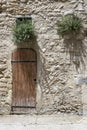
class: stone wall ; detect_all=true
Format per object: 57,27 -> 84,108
0,0 -> 87,114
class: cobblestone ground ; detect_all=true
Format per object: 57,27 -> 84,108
0,114 -> 87,130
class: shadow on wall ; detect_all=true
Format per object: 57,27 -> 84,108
63,35 -> 87,70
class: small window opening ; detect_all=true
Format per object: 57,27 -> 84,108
16,15 -> 32,26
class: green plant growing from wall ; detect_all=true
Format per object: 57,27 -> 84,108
13,18 -> 36,44
57,14 -> 83,37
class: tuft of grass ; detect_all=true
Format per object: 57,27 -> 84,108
57,14 -> 82,36
13,19 -> 36,44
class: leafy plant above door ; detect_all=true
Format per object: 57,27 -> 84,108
13,18 -> 36,44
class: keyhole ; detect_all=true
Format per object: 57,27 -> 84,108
34,79 -> 36,82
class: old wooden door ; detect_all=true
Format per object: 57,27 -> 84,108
11,48 -> 37,113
